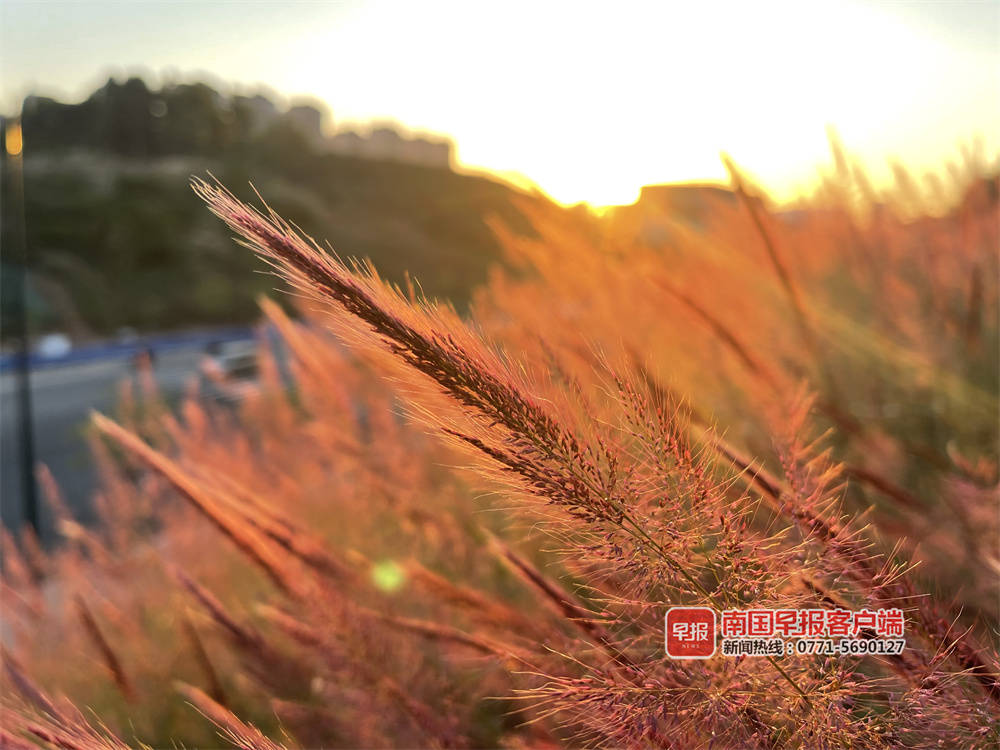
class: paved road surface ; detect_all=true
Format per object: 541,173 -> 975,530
1,346 -> 216,537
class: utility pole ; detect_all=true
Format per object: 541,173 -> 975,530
1,114 -> 40,534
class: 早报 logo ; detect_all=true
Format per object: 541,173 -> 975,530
665,607 -> 717,659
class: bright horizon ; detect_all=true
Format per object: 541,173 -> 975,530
2,0 -> 998,206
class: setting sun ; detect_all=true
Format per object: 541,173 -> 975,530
262,0 -> 999,204
4,0 -> 997,205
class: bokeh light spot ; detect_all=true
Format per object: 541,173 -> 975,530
372,560 -> 406,593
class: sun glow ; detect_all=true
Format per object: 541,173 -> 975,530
280,1 -> 998,206
3,1 -> 997,206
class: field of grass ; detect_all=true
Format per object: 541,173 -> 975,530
2,150 -> 998,748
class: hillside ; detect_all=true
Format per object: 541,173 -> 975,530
4,78 -> 559,340
15,151 -> 549,338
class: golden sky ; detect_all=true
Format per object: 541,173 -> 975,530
3,0 -> 998,206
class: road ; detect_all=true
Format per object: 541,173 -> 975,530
1,345 -> 222,537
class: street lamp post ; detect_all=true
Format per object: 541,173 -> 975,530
2,114 -> 40,534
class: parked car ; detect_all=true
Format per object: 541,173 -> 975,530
200,339 -> 259,405
35,332 -> 72,359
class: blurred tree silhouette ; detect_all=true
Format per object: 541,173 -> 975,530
6,78 -> 546,341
